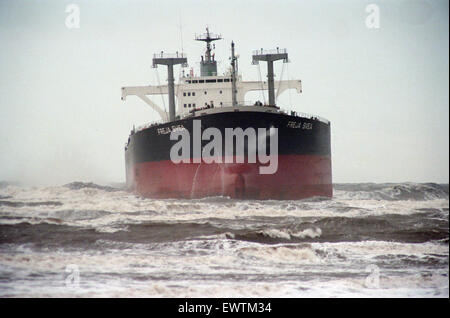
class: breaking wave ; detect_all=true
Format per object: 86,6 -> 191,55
334,183 -> 449,201
0,181 -> 448,297
63,181 -> 125,192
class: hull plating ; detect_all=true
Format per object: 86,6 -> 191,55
125,111 -> 332,200
127,154 -> 332,200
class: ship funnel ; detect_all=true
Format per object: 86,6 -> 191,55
152,52 -> 188,122
252,48 -> 288,106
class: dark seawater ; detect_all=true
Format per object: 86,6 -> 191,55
0,182 -> 448,297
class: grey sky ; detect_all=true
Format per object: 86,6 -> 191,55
0,0 -> 448,185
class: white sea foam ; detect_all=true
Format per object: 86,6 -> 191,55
240,245 -> 321,264
1,239 -> 447,297
292,228 -> 322,238
2,184 -> 447,230
0,183 -> 448,297
259,228 -> 322,240
260,229 -> 292,240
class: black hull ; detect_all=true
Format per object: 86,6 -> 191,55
124,110 -> 332,200
126,111 -> 331,164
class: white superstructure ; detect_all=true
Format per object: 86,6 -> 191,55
121,28 -> 302,123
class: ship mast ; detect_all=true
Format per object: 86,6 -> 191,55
195,27 -> 222,76
152,52 -> 187,122
231,41 -> 238,107
252,48 -> 288,106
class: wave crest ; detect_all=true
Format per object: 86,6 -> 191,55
335,183 -> 448,201
63,182 -> 124,192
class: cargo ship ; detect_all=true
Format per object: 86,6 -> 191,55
121,28 -> 332,200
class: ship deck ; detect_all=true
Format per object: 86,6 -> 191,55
135,105 -> 330,133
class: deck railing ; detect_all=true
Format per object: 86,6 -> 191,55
133,104 -> 330,134
252,48 -> 287,56
152,52 -> 187,59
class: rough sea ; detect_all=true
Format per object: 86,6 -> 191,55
0,182 -> 448,298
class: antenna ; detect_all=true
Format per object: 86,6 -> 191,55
231,41 -> 237,107
195,27 -> 222,76
178,11 -> 184,54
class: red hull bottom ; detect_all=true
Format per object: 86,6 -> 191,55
128,155 -> 332,200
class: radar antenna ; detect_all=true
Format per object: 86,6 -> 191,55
195,27 -> 222,76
